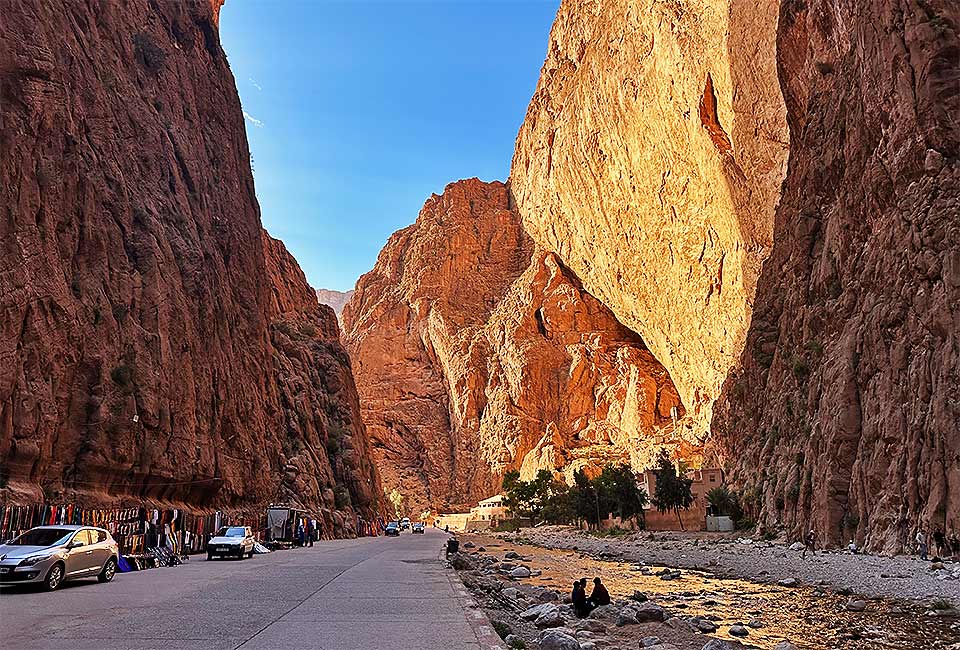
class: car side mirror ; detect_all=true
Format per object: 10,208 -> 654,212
67,541 -> 82,549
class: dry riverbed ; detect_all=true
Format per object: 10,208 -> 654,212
451,527 -> 960,650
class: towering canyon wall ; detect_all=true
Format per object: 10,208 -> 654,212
510,0 -> 789,431
508,0 -> 958,549
343,180 -> 684,514
0,0 -> 381,532
712,0 -> 960,551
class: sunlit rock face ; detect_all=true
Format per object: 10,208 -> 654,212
0,0 -> 382,532
316,289 -> 354,322
343,179 -> 683,514
712,0 -> 960,551
510,0 -> 789,431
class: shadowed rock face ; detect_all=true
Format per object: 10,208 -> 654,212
712,0 -> 960,551
0,0 -> 381,531
343,179 -> 684,514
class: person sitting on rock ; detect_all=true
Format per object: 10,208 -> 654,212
571,580 -> 591,617
588,577 -> 610,607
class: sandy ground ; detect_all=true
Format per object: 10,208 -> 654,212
520,526 -> 960,604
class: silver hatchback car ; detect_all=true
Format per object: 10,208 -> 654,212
0,525 -> 120,590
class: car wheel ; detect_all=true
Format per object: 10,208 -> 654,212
207,553 -> 215,561
98,558 -> 117,583
237,548 -> 245,560
44,563 -> 64,591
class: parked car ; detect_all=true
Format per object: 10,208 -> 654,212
0,525 -> 119,591
384,522 -> 400,537
207,526 -> 256,560
400,517 -> 411,530
411,522 -> 425,534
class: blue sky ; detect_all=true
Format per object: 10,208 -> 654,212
219,0 -> 560,292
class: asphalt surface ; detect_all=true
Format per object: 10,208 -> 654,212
0,528 -> 490,650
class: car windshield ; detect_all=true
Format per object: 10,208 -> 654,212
10,528 -> 74,547
387,522 -> 398,527
217,527 -> 247,537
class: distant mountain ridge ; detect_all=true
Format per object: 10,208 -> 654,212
316,289 -> 354,320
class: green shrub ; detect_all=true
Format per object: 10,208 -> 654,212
492,520 -> 521,533
492,621 -> 511,640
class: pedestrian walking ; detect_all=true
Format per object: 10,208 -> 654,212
307,519 -> 314,547
297,521 -> 306,547
802,529 -> 816,558
916,528 -> 928,561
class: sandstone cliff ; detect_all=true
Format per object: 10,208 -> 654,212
343,179 -> 685,514
0,0 -> 381,532
510,0 -> 789,431
316,289 -> 354,322
507,0 -> 958,550
711,0 -> 960,551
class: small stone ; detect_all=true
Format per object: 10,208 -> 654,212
538,630 -> 580,650
845,599 -> 867,612
702,640 -> 734,650
634,602 -> 666,622
629,590 -> 649,603
463,541 -> 476,549
521,603 -> 557,621
502,587 -> 521,600
510,566 -> 532,578
729,624 -> 749,637
789,542 -> 804,551
774,642 -> 799,650
641,637 -> 662,647
535,605 -> 566,628
616,607 -> 638,626
505,550 -> 522,559
747,618 -> 763,628
697,619 -> 718,633
777,578 -> 798,587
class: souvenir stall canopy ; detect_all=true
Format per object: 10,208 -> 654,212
0,502 -> 266,560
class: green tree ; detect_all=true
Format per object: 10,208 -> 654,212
705,485 -> 740,518
651,448 -> 694,529
595,464 -> 649,527
573,468 -> 601,528
502,469 -> 571,524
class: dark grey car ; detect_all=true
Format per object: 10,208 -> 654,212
0,525 -> 120,591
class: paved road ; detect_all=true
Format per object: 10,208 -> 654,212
0,528 -> 491,650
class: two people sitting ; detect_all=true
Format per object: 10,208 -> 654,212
571,577 -> 610,617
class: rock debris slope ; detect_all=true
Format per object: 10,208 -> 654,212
343,179 -> 684,514
0,0 -> 381,531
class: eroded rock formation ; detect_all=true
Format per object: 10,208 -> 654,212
510,0 -> 789,430
316,289 -> 354,322
343,179 -> 684,514
508,0 -> 958,550
712,0 -> 960,551
0,0 -> 381,533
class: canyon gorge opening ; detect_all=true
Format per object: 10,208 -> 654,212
1,0 -> 957,555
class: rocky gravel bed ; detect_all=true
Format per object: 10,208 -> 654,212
519,527 -> 960,605
450,532 -> 960,650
